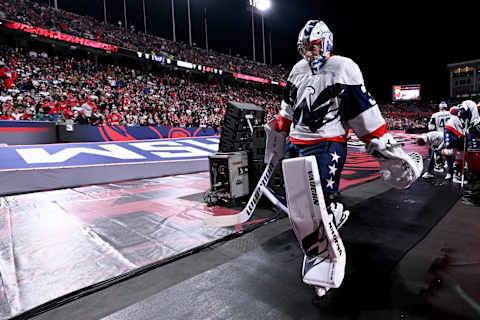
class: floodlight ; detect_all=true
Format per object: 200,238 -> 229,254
249,0 -> 271,11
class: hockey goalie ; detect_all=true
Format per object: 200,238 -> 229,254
205,19 -> 422,297
271,19 -> 423,296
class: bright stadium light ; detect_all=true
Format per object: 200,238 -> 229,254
249,0 -> 271,64
249,0 -> 271,11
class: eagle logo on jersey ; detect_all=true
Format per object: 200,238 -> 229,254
293,83 -> 343,133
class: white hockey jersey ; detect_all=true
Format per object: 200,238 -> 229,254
444,115 -> 465,149
460,100 -> 480,126
279,56 -> 386,144
445,115 -> 464,137
428,111 -> 450,133
421,131 -> 443,150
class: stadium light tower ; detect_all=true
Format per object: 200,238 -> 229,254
171,0 -> 176,42
187,0 -> 192,46
249,0 -> 271,64
103,0 -> 107,23
123,0 -> 128,34
143,0 -> 147,34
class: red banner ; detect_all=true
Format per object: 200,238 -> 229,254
4,21 -> 118,52
233,73 -> 270,84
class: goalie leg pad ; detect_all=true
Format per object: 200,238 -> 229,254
282,156 -> 346,288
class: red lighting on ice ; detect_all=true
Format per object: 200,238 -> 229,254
4,21 -> 118,52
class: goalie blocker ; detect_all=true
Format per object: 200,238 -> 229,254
283,156 -> 346,289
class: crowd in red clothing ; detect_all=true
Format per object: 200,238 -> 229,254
1,44 -> 445,131
0,0 -> 449,131
0,0 -> 288,83
0,46 -> 280,127
382,103 -> 436,130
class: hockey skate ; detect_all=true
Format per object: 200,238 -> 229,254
422,172 -> 435,179
453,174 -> 468,185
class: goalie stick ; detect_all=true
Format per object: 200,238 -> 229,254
203,123 -> 286,227
203,152 -> 282,227
461,119 -> 469,188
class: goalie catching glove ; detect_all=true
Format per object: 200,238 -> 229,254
366,133 -> 423,189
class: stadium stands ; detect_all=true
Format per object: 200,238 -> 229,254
0,0 -> 454,131
0,0 -> 288,82
0,45 -> 280,127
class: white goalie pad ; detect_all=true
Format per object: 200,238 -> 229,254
282,156 -> 346,288
368,134 -> 423,189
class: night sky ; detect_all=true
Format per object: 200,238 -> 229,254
52,0 -> 476,103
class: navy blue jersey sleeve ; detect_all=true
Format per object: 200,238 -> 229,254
341,84 -> 378,121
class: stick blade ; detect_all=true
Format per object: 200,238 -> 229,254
203,211 -> 249,228
203,213 -> 240,227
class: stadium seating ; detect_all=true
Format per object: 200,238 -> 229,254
0,0 -> 288,82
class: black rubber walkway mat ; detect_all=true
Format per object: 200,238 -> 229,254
100,181 -> 463,320
325,180 -> 462,309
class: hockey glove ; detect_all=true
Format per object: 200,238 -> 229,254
367,133 -> 423,189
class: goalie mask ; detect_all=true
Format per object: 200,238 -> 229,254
297,20 -> 333,74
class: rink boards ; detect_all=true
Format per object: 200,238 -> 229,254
0,137 -> 220,195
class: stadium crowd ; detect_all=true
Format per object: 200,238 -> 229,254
1,44 -> 450,130
0,0 -> 288,82
0,0 -> 454,131
382,103 -> 436,130
0,46 -> 280,128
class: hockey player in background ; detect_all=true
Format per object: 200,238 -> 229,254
416,131 -> 444,178
429,101 -> 451,133
427,101 -> 450,172
443,100 -> 480,183
272,20 -> 422,297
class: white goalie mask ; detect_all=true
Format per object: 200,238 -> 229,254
297,20 -> 333,74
